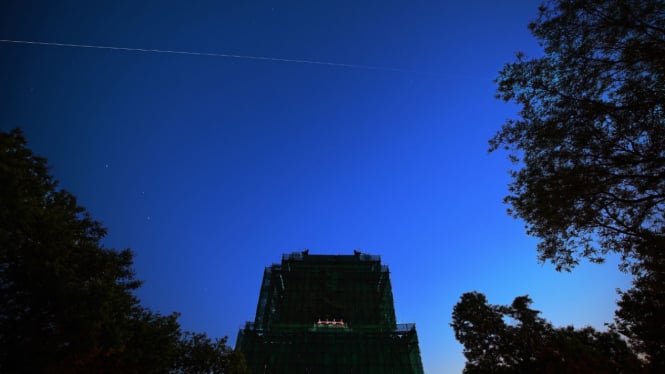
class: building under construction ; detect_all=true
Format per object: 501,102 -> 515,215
236,250 -> 424,373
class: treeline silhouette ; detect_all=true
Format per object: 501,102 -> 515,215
451,0 -> 665,372
452,292 -> 643,373
0,128 -> 249,373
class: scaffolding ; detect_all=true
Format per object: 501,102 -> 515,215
237,251 -> 424,374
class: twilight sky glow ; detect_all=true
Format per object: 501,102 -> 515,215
1,1 -> 632,372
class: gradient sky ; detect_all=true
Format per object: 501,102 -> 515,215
1,1 -> 632,372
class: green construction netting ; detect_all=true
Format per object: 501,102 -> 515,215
237,251 -> 424,374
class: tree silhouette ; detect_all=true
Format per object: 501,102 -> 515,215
490,1 -> 665,369
451,292 -> 643,373
614,251 -> 665,371
490,0 -> 665,274
0,128 -> 247,373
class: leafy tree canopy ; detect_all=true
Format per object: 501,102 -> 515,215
173,333 -> 248,374
451,292 -> 643,373
0,128 -> 247,373
490,0 -> 665,273
614,251 -> 665,371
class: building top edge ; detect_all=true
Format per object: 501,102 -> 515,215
281,250 -> 381,263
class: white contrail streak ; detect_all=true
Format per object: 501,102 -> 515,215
0,39 -> 438,76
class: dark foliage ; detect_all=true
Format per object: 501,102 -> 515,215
490,1 -> 665,369
451,292 -> 643,373
614,251 -> 665,372
0,128 -> 247,373
490,0 -> 665,273
174,333 -> 248,374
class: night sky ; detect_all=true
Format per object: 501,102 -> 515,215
1,1 -> 632,372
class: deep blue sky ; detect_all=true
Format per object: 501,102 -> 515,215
1,1 -> 631,372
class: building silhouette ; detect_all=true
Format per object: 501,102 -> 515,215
236,250 -> 424,373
